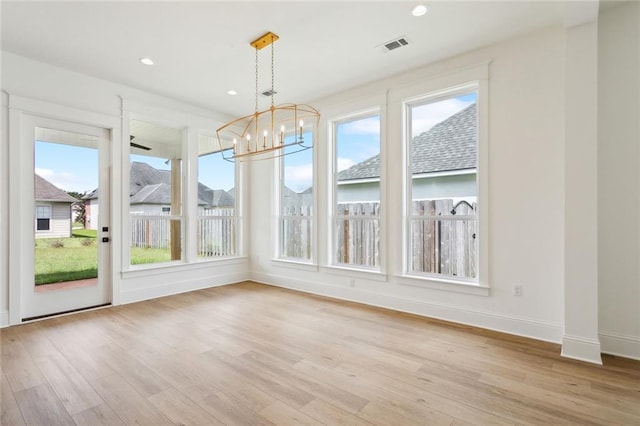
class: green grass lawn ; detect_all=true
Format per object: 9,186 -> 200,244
35,237 -> 98,284
72,229 -> 97,238
36,234 -> 173,285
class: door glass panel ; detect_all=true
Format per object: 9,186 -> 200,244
34,128 -> 99,292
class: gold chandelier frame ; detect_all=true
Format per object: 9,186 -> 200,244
216,31 -> 320,161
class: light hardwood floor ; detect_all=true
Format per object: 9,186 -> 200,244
2,281 -> 639,425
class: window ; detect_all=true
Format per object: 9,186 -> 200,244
406,87 -> 478,282
36,205 -> 51,231
279,132 -> 313,261
333,113 -> 381,269
197,144 -> 236,259
129,119 -> 184,266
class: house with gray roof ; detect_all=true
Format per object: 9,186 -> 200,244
84,162 -> 234,229
34,174 -> 78,238
337,103 -> 477,203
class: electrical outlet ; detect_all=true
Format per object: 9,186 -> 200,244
513,284 -> 523,297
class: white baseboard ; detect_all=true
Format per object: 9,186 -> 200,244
0,310 -> 8,328
561,334 -> 603,364
120,272 -> 250,305
600,331 -> 640,361
252,271 -> 563,344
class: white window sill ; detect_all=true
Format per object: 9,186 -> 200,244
122,256 -> 248,279
396,274 -> 489,296
271,258 -> 319,272
322,265 -> 388,282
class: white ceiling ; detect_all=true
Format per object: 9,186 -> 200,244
2,1 -> 569,118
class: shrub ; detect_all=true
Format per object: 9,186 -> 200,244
80,238 -> 94,247
47,239 -> 64,248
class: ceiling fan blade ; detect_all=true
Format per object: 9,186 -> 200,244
129,135 -> 152,151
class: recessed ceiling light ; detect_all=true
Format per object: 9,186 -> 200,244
139,57 -> 154,66
227,90 -> 237,96
412,4 -> 428,17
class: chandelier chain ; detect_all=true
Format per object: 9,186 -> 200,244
255,46 -> 259,113
271,34 -> 275,108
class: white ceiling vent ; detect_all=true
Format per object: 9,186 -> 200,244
379,36 -> 409,53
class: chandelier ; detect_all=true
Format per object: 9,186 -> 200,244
217,31 -> 320,161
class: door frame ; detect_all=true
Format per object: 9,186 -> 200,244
8,94 -> 122,325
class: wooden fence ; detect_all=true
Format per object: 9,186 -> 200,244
410,199 -> 477,279
130,209 -> 236,257
280,205 -> 312,260
130,213 -> 172,249
335,202 -> 380,267
198,208 -> 236,257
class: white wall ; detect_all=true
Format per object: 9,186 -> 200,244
1,52 -> 248,325
251,26 -> 567,343
598,2 -> 640,360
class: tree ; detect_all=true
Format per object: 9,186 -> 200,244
67,191 -> 87,227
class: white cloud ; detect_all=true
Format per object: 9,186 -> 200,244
411,98 -> 474,136
341,116 -> 380,135
284,163 -> 313,192
337,157 -> 355,172
35,168 -> 96,193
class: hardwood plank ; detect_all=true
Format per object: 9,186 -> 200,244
147,387 -> 224,425
0,282 -> 638,426
198,390 -> 275,425
260,400 -> 323,426
72,403 -> 125,426
301,398 -> 373,426
89,374 -> 173,425
1,372 -> 25,426
14,383 -> 74,426
33,352 -> 103,415
91,343 -> 172,397
1,327 -> 46,392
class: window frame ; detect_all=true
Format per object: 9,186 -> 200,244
399,73 -> 489,290
35,204 -> 52,231
196,145 -> 239,261
276,132 -> 315,264
330,109 -> 383,272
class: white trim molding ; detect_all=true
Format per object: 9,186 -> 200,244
254,272 -> 563,344
599,331 -> 640,361
0,310 -> 9,328
119,272 -> 249,305
561,334 -> 603,364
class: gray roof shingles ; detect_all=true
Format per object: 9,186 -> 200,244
86,162 -> 234,207
34,174 -> 77,203
338,103 -> 477,181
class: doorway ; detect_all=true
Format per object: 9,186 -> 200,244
23,116 -> 111,320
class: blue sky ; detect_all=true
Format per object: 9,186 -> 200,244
36,93 -> 475,195
283,93 -> 476,192
35,143 -> 236,193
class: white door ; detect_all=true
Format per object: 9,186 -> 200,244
23,115 -> 111,320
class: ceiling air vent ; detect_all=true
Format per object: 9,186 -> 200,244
381,36 -> 409,52
261,89 -> 277,97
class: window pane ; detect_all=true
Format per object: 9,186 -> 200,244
129,120 -> 183,265
408,92 -> 478,280
334,115 -> 380,268
198,147 -> 236,258
280,132 -> 313,260
37,218 -> 50,231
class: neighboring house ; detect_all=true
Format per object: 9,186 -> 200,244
337,103 -> 477,203
83,162 -> 234,229
34,174 -> 77,238
282,186 -> 312,209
